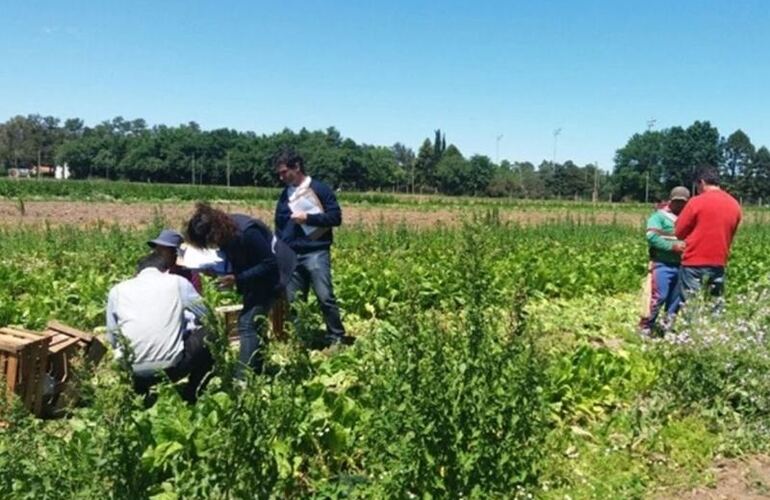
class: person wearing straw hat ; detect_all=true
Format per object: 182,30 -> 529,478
639,186 -> 690,336
148,229 -> 202,293
106,252 -> 213,403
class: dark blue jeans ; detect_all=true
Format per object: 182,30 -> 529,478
287,249 -> 346,340
640,262 -> 681,331
679,266 -> 725,313
237,300 -> 271,375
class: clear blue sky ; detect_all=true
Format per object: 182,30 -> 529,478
1,1 -> 768,169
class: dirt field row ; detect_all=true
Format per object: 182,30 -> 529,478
660,455 -> 770,499
0,200 -> 648,229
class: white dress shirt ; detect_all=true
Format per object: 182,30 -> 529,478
106,267 -> 207,375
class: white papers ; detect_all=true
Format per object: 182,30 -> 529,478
177,244 -> 230,274
289,182 -> 327,237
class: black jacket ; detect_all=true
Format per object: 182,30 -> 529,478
275,178 -> 341,254
221,214 -> 280,306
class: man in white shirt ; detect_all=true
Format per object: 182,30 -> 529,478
106,252 -> 212,402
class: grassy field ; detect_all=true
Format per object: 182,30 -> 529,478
1,187 -> 770,497
0,177 -> 648,209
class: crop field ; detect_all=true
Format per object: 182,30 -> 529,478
2,181 -> 770,498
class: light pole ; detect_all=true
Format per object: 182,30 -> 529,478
552,128 -> 562,166
496,134 -> 503,163
647,118 -> 657,131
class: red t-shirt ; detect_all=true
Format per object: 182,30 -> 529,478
675,189 -> 742,267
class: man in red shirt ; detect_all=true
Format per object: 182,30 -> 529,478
675,167 -> 742,305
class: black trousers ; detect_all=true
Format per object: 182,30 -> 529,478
133,328 -> 214,403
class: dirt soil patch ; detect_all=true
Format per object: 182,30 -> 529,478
0,200 -> 648,229
657,455 -> 770,499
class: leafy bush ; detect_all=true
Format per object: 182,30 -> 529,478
357,229 -> 549,496
654,286 -> 770,420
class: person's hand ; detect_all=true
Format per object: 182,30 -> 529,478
290,211 -> 308,224
672,242 -> 686,254
216,274 -> 236,290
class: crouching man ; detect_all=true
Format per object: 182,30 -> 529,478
106,252 -> 213,403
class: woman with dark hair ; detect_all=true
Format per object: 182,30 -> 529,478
186,202 -> 284,374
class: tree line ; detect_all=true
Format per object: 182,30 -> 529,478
613,121 -> 770,203
0,114 -> 766,201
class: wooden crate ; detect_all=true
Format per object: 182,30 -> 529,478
41,321 -> 106,415
215,297 -> 288,342
0,327 -> 51,417
215,304 -> 243,341
45,321 -> 106,366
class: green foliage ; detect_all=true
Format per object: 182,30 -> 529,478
653,285 -> 770,420
358,229 -> 548,496
2,212 -> 770,496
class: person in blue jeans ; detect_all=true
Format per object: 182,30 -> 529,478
186,203 -> 282,375
274,151 -> 352,347
674,167 -> 742,315
639,186 -> 690,336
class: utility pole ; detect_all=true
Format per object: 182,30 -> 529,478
495,134 -> 503,163
552,128 -> 562,166
592,162 -> 599,204
646,118 -> 657,131
37,149 -> 41,181
191,154 -> 195,185
552,128 -> 562,199
645,171 -> 650,203
226,152 -> 231,187
411,162 -> 415,194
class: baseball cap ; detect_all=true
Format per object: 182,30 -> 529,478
669,186 -> 690,202
147,229 -> 184,248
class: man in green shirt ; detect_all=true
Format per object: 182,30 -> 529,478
639,186 -> 690,336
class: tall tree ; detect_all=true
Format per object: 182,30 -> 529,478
414,138 -> 437,192
435,145 -> 470,195
467,155 -> 495,195
721,130 -> 755,197
751,147 -> 770,203
613,130 -> 665,201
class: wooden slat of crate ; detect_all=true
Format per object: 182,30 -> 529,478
85,336 -> 107,365
0,327 -> 41,341
0,328 -> 42,352
216,304 -> 243,340
19,338 -> 49,416
43,322 -> 105,365
0,337 -> 25,353
4,356 -> 18,400
49,336 -> 81,355
46,321 -> 94,343
1,330 -> 50,417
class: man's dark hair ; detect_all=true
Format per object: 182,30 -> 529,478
136,252 -> 169,273
695,166 -> 720,186
273,150 -> 305,173
186,201 -> 238,248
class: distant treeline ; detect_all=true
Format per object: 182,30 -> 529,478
0,115 -> 767,201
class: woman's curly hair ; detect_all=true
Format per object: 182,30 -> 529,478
185,202 -> 238,248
